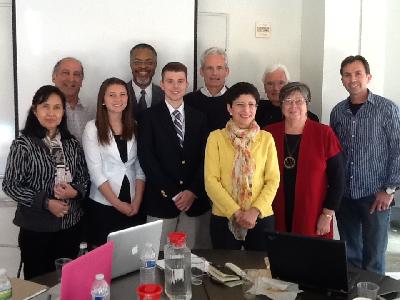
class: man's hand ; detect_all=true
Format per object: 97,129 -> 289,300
370,191 -> 394,213
174,190 -> 196,212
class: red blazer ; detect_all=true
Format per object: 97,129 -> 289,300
266,120 -> 341,239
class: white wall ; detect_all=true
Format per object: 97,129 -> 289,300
0,1 -> 14,174
383,0 -> 400,104
300,0 -> 325,118
320,0 -> 361,123
198,0 -> 303,97
360,0 -> 387,95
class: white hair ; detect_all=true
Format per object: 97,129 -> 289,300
261,63 -> 290,83
200,47 -> 228,68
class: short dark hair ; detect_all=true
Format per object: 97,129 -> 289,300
129,43 -> 157,63
225,82 -> 260,106
279,82 -> 311,103
95,77 -> 135,145
161,62 -> 187,80
340,55 -> 370,76
22,85 -> 72,139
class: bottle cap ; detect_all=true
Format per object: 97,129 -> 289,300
168,232 -> 186,247
95,273 -> 104,280
80,242 -> 88,249
0,268 -> 6,276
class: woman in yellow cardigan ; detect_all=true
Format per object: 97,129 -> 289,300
205,82 -> 280,250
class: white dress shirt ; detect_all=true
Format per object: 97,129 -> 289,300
131,81 -> 153,108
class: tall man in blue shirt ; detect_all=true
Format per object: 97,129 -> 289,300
330,55 -> 400,275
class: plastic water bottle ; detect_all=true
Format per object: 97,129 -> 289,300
140,242 -> 157,284
0,268 -> 12,300
90,273 -> 110,300
164,232 -> 192,300
78,242 -> 88,257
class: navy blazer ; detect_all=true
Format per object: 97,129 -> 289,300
126,81 -> 164,121
137,101 -> 210,218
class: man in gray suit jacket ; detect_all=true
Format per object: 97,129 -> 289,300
127,43 -> 164,121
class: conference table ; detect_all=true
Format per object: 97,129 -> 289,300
32,249 -> 400,299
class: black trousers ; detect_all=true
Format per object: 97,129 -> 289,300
210,214 -> 275,251
19,221 -> 82,280
86,199 -> 145,247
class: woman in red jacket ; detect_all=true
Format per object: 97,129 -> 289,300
265,82 -> 344,239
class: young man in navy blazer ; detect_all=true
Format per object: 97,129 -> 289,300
138,62 -> 211,249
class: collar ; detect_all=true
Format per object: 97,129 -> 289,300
66,100 -> 84,110
165,101 -> 185,117
347,89 -> 374,105
131,80 -> 152,99
200,86 -> 227,97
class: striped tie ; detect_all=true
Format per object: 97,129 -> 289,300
172,110 -> 184,147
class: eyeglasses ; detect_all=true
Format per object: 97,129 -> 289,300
133,60 -> 154,67
281,98 -> 307,106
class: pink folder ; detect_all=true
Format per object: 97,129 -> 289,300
60,241 -> 114,300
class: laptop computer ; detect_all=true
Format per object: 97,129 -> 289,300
61,241 -> 114,299
107,220 -> 163,279
264,231 -> 355,293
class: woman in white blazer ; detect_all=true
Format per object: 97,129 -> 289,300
82,77 -> 145,246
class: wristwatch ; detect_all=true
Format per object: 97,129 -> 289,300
385,187 -> 397,195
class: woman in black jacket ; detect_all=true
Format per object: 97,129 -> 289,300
2,85 -> 89,279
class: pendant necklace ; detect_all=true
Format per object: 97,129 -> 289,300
284,134 -> 301,169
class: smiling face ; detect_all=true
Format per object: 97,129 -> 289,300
160,71 -> 188,107
264,68 -> 288,106
34,93 -> 64,136
52,59 -> 83,102
341,60 -> 371,100
103,84 -> 128,115
227,94 -> 257,129
281,91 -> 308,123
130,47 -> 157,89
200,54 -> 229,94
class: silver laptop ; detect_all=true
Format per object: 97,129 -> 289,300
107,220 -> 163,279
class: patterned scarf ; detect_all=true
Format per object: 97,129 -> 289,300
225,119 -> 259,240
43,132 -> 72,185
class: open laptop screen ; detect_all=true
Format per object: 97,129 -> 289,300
265,231 -> 350,293
107,220 -> 163,279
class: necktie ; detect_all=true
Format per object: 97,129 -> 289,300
172,110 -> 184,147
138,90 -> 147,110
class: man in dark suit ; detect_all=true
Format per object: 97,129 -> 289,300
138,62 -> 210,249
127,43 -> 164,120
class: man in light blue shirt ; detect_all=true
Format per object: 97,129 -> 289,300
330,55 -> 400,275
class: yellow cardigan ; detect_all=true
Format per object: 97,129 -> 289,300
205,128 -> 280,219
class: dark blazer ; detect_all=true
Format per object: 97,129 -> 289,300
126,81 -> 164,121
138,101 -> 210,218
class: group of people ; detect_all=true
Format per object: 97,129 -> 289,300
3,43 -> 400,279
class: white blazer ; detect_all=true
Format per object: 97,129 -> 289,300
82,120 -> 145,206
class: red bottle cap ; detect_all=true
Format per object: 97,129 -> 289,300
168,232 -> 186,247
136,284 -> 163,300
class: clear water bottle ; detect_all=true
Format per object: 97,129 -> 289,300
140,242 -> 157,284
164,232 -> 192,300
78,242 -> 88,257
0,268 -> 12,300
90,273 -> 110,300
